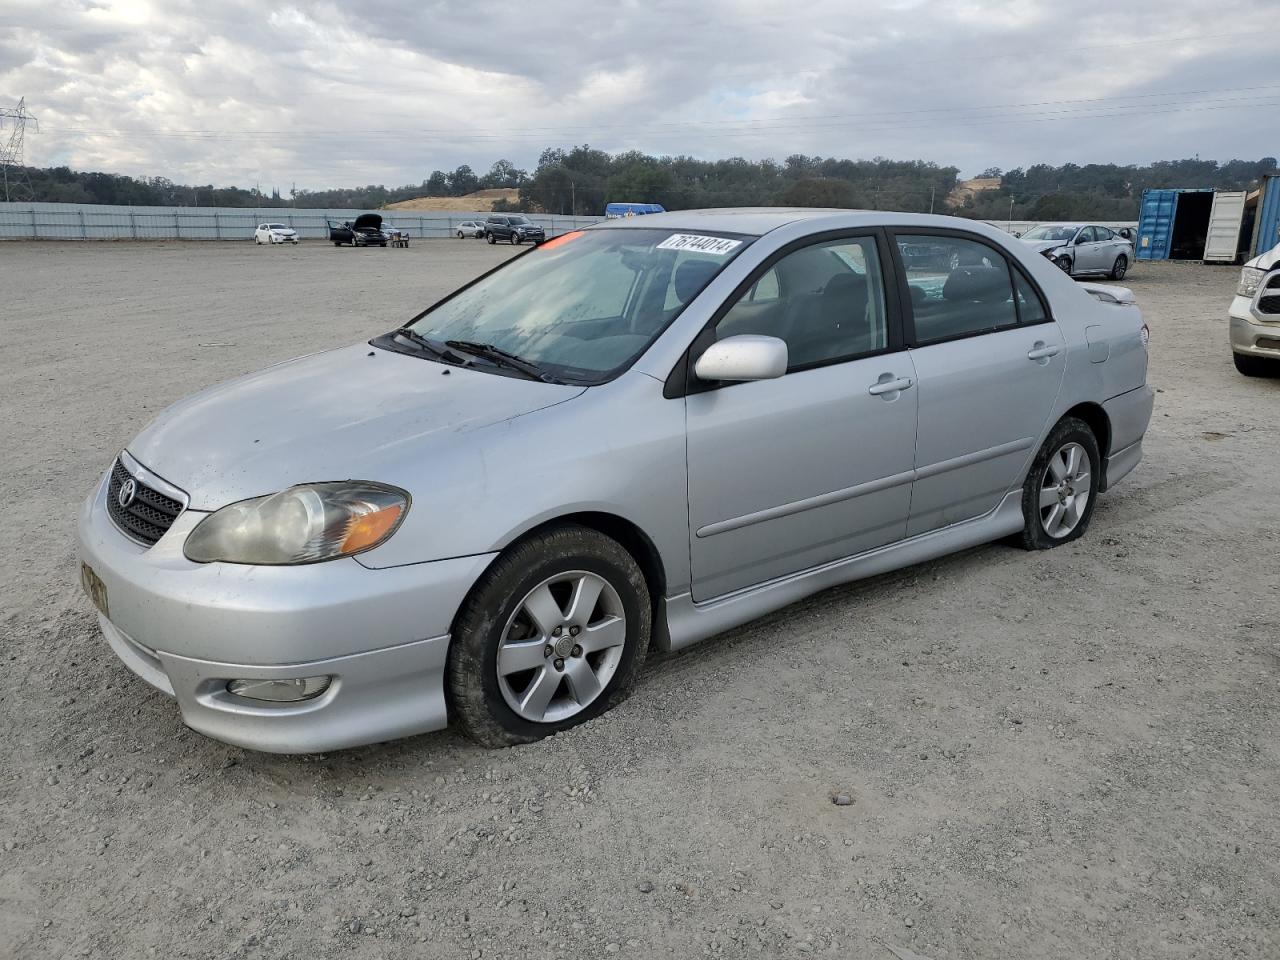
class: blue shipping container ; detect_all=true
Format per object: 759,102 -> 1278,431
1253,174 -> 1280,257
1136,189 -> 1176,260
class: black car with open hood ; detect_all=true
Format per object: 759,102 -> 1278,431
328,213 -> 389,247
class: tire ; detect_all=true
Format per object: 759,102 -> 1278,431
1054,256 -> 1073,275
511,235 -> 521,245
486,233 -> 496,245
457,231 -> 464,239
447,524 -> 652,748
1019,416 -> 1101,551
333,242 -> 341,247
1110,255 -> 1128,280
1234,352 -> 1280,377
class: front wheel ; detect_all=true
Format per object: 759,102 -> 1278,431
486,233 -> 496,244
1054,256 -> 1073,275
447,525 -> 651,748
1110,255 -> 1128,280
1019,417 -> 1101,550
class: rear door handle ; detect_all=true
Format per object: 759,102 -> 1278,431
868,376 -> 914,396
1027,342 -> 1061,361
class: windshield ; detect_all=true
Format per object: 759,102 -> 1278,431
395,228 -> 753,383
268,224 -> 287,230
509,216 -> 530,224
1023,225 -> 1077,241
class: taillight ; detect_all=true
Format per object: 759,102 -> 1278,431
1140,324 -> 1150,349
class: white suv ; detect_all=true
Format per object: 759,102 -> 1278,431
1229,242 -> 1280,376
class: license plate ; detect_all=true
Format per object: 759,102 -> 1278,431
80,562 -> 109,618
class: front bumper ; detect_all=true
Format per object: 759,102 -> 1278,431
1229,297 -> 1280,358
77,464 -> 496,752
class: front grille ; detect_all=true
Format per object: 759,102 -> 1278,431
1257,295 -> 1280,315
106,458 -> 183,546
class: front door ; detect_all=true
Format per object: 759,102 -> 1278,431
684,233 -> 918,601
892,231 -> 1066,535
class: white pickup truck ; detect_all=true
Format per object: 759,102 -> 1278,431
1229,243 -> 1280,376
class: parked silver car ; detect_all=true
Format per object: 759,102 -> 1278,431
1021,223 -> 1133,280
77,210 -> 1153,753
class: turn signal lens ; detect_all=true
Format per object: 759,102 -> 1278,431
340,504 -> 404,553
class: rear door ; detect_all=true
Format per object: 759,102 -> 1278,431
684,231 -> 918,600
891,230 -> 1066,535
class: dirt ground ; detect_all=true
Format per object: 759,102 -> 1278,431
1,241 -> 1277,960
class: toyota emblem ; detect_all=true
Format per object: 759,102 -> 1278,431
117,478 -> 137,509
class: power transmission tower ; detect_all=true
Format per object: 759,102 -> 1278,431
0,97 -> 38,202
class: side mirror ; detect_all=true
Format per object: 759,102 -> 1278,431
694,335 -> 788,382
1074,235 -> 1087,245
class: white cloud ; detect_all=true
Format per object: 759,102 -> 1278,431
0,0 -> 1273,190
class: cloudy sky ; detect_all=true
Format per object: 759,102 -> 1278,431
1,0 -> 1275,191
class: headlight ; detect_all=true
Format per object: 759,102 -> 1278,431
184,482 -> 408,565
1238,267 -> 1265,298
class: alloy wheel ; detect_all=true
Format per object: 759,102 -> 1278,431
496,571 -> 627,723
1039,442 -> 1092,538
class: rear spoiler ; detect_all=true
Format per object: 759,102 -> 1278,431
1079,282 -> 1137,306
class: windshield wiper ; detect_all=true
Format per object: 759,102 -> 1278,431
444,340 -> 558,383
391,327 -> 466,363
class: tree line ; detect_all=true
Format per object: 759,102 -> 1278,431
10,150 -> 1277,221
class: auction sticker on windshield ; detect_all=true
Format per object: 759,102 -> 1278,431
656,234 -> 744,255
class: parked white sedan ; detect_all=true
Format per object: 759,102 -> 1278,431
254,223 -> 299,245
456,220 -> 485,239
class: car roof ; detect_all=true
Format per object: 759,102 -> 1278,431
583,207 -> 1031,239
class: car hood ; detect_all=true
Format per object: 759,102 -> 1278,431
353,213 -> 383,231
1246,243 -> 1280,270
126,342 -> 585,509
271,228 -> 296,234
1022,239 -> 1069,254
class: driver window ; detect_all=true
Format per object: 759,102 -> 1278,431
715,237 -> 888,370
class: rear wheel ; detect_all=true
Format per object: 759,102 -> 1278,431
1019,417 -> 1101,550
447,525 -> 651,748
1110,255 -> 1128,280
486,233 -> 496,244
457,230 -> 464,238
1234,352 -> 1280,377
511,234 -> 521,245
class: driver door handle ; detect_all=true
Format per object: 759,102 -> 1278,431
867,376 -> 914,396
1027,342 -> 1061,360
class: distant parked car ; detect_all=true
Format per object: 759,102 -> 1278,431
1020,223 -> 1132,280
485,215 -> 545,245
1228,241 -> 1280,376
254,223 -> 298,245
456,220 -> 485,239
327,214 -> 389,247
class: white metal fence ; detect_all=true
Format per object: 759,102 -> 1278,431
0,202 -> 1135,242
0,202 -> 603,241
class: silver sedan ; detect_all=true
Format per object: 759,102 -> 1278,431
1021,222 -> 1133,280
78,209 -> 1154,752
